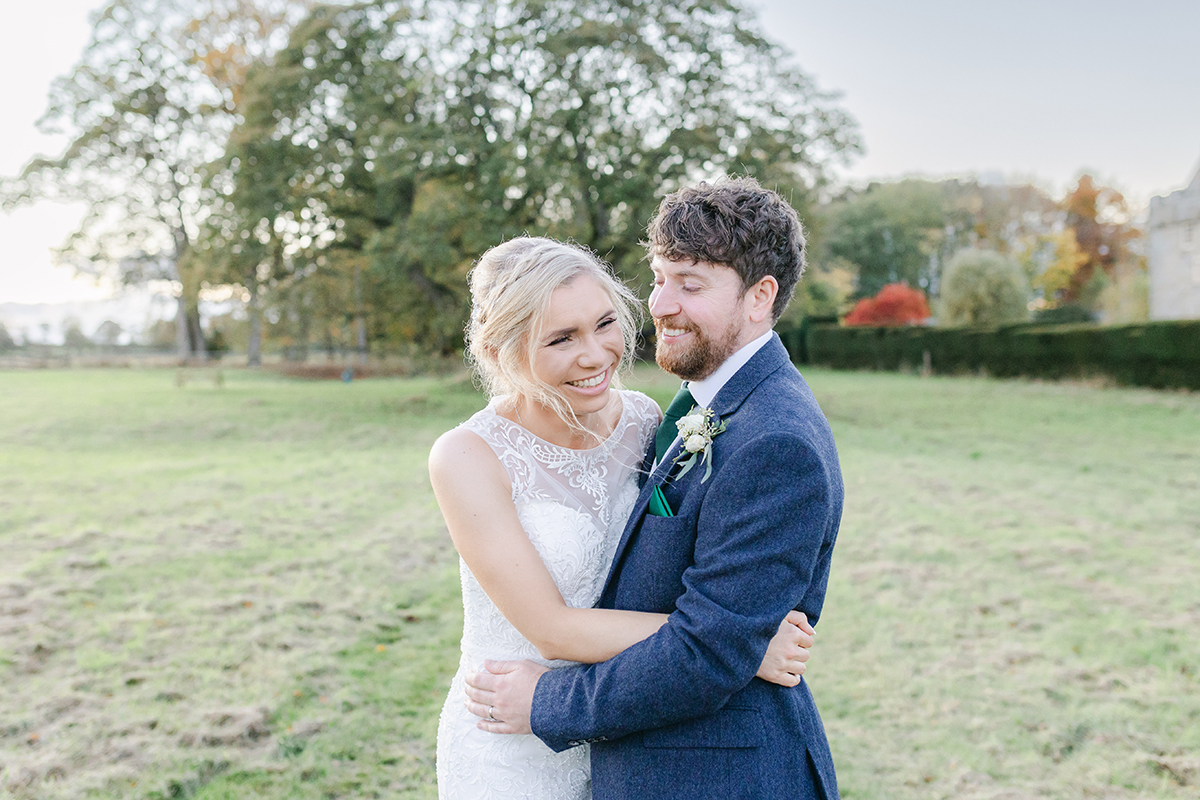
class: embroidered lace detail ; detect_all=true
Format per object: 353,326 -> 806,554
436,390 -> 659,799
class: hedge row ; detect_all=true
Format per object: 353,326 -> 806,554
787,320 -> 1200,390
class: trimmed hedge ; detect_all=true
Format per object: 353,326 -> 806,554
790,320 -> 1200,390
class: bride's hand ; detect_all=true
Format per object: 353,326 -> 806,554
757,610 -> 814,687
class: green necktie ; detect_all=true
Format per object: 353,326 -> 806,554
655,385 -> 695,464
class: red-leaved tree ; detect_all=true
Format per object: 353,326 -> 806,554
843,283 -> 931,326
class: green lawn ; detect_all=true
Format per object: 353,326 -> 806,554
1,366 -> 1197,799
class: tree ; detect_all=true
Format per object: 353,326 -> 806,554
1,0 -> 225,360
62,318 -> 93,349
216,0 -> 861,355
843,283 -> 931,326
1057,174 -> 1142,304
143,318 -> 178,349
819,180 -> 946,298
938,180 -> 1059,256
93,319 -> 124,346
782,258 -> 856,323
1032,229 -> 1088,305
939,249 -> 1029,327
1,0 -> 306,363
0,322 -> 15,351
1016,175 -> 1145,318
185,0 -> 313,365
816,178 -> 1060,302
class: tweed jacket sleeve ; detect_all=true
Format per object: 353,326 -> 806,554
531,416 -> 841,750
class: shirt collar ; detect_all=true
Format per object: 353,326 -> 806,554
687,330 -> 774,408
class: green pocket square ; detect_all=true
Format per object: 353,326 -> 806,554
648,484 -> 674,517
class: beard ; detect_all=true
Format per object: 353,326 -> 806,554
653,316 -> 742,381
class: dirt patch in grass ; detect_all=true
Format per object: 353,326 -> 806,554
0,369 -> 468,799
3,366 -> 1198,799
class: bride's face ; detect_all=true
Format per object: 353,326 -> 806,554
527,275 -> 625,416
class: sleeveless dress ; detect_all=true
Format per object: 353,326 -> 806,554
435,389 -> 660,800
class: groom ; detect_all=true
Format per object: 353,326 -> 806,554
466,177 -> 843,799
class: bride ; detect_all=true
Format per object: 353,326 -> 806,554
428,237 -> 812,799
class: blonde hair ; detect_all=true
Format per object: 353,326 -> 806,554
466,237 -> 641,426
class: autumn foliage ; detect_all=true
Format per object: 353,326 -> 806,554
843,283 -> 931,326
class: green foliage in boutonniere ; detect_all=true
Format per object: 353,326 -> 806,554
673,406 -> 727,483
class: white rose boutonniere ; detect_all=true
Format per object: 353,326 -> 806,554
672,406 -> 727,483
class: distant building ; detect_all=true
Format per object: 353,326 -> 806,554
1147,162 -> 1200,320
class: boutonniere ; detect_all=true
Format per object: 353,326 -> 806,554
673,406 -> 727,483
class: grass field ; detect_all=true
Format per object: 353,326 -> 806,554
1,366 -> 1197,799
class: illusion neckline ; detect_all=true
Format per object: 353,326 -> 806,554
487,392 -> 630,453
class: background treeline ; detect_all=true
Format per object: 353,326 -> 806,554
1,0 -> 1151,367
804,174 -> 1146,327
2,0 -> 859,363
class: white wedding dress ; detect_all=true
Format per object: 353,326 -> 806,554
436,389 -> 660,800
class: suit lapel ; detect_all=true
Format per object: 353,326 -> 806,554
598,333 -> 793,605
597,441 -> 664,604
707,332 -> 790,421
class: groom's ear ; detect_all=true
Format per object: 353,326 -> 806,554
745,276 -> 778,324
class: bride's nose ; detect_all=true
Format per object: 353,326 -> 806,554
577,334 -> 607,367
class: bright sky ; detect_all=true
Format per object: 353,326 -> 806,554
2,0 -> 1198,307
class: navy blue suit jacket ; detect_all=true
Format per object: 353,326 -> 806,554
530,333 -> 844,799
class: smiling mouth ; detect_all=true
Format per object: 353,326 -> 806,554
567,371 -> 607,389
659,327 -> 689,338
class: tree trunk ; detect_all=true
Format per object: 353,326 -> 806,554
353,261 -> 367,365
297,290 -> 311,362
173,238 -> 207,363
246,286 -> 262,367
250,239 -> 283,368
175,294 -> 190,363
188,307 -> 208,363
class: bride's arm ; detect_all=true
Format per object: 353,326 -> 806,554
430,427 -> 813,678
430,427 -> 664,663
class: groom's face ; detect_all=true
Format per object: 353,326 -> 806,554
648,255 -> 750,381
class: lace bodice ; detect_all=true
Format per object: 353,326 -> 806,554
453,389 -> 658,667
436,389 -> 660,799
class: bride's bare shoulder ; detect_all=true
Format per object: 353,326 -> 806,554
428,426 -> 513,522
429,426 -> 511,493
430,426 -> 490,473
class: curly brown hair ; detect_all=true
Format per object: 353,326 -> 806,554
645,177 -> 806,320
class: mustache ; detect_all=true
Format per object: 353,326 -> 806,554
653,317 -> 699,333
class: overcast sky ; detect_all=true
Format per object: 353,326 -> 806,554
2,0 -> 1198,306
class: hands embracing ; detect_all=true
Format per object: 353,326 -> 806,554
464,659 -> 549,735
465,610 -> 813,736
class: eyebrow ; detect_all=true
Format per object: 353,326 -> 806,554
653,261 -> 711,281
543,308 -> 617,341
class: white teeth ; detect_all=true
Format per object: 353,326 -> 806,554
568,373 -> 606,388
662,328 -> 687,337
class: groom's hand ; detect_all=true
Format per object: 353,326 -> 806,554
464,659 -> 548,735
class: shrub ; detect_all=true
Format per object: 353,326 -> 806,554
1033,304 -> 1095,324
939,249 -> 1029,327
844,283 -> 931,326
798,320 -> 1200,390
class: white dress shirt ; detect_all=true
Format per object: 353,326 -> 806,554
686,330 -> 774,409
655,330 -> 774,468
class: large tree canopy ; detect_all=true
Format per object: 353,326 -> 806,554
1,0 -> 306,361
214,0 -> 861,354
1,0 -> 229,358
